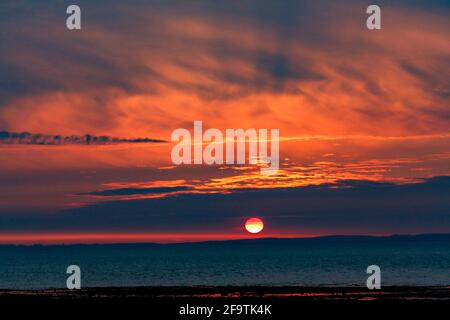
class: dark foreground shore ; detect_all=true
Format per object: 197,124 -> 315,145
1,286 -> 449,318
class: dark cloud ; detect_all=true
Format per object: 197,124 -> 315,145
83,186 -> 189,197
0,131 -> 165,145
1,176 -> 449,234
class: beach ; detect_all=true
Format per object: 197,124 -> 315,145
1,286 -> 449,317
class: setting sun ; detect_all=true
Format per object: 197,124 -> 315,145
245,217 -> 264,234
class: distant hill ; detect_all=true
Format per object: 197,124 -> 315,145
1,233 -> 450,249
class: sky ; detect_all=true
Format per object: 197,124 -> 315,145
0,0 -> 449,244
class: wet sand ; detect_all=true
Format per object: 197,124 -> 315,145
2,285 -> 450,300
0,286 -> 449,317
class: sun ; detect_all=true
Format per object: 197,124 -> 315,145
244,217 -> 264,234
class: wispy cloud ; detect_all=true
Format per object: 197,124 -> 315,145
82,186 -> 189,197
0,131 -> 165,145
0,0 -> 448,138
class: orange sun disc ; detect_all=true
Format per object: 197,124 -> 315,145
245,217 -> 264,234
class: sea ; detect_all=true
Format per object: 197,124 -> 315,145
1,235 -> 449,289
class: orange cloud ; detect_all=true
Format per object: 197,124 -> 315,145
0,2 -> 448,140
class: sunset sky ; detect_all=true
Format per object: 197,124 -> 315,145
0,0 -> 449,244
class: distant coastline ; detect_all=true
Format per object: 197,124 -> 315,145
1,233 -> 450,247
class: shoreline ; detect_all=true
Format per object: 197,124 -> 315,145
1,285 -> 450,300
2,286 -> 449,317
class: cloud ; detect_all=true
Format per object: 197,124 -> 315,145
0,1 -> 448,245
83,186 -> 189,197
0,176 -> 449,235
0,131 -> 165,145
0,0 -> 448,138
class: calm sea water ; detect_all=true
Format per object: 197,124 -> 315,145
1,236 -> 449,289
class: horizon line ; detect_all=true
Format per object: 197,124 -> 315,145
1,232 -> 449,247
